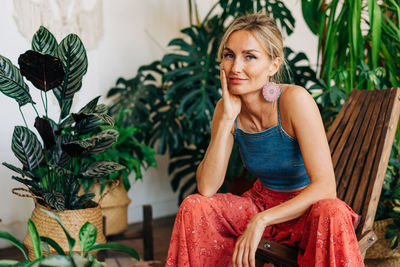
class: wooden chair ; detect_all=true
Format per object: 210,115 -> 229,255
255,88 -> 400,267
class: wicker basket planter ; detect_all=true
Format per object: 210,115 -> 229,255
365,218 -> 400,267
90,180 -> 131,236
23,201 -> 106,260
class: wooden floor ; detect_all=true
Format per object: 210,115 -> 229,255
0,214 -> 176,266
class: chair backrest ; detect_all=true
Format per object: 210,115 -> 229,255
326,88 -> 400,237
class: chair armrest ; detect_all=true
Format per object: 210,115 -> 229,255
255,238 -> 299,267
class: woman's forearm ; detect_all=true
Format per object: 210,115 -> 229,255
258,181 -> 337,227
196,119 -> 235,197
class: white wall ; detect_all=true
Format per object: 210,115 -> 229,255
0,0 -> 317,248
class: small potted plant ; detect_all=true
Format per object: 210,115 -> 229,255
80,108 -> 157,236
0,26 -> 124,258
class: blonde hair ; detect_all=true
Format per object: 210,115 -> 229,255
218,13 -> 287,82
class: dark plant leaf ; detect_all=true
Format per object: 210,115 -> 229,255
34,116 -> 56,149
18,50 -> 65,91
61,139 -> 93,157
11,126 -> 44,171
0,55 -> 34,106
43,191 -> 66,211
2,162 -> 38,180
40,237 -> 66,256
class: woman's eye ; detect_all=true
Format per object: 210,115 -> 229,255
246,54 -> 256,60
223,53 -> 234,59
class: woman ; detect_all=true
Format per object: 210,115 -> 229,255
166,13 -> 364,267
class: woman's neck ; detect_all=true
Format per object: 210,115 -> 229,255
240,90 -> 277,132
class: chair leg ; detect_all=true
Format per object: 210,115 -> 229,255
142,205 -> 154,261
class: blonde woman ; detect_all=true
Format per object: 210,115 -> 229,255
166,13 -> 364,267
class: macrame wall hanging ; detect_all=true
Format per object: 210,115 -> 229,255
13,0 -> 104,49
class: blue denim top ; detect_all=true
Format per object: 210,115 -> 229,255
233,99 -> 310,191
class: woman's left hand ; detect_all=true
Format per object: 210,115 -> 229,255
232,213 -> 266,267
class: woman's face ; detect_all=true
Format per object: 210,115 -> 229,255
221,30 -> 280,96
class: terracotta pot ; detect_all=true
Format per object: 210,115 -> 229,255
23,201 -> 106,260
89,180 -> 131,236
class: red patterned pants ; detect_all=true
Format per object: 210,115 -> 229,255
166,180 -> 364,267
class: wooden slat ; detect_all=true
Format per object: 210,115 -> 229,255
256,239 -> 298,267
357,88 -> 400,236
327,89 -> 360,141
331,91 -> 369,171
338,90 -> 385,204
335,91 -> 376,198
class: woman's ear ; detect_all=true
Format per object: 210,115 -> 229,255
267,57 -> 281,77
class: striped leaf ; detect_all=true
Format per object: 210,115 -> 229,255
31,26 -> 58,56
54,34 -> 88,119
84,129 -> 119,155
75,113 -> 115,135
43,191 -> 65,211
80,161 -> 125,179
11,126 -> 44,171
0,55 -> 33,106
2,162 -> 37,179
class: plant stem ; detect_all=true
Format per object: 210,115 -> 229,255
18,106 -> 28,129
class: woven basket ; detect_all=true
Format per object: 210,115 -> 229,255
23,201 -> 106,260
90,180 -> 131,236
365,218 -> 400,266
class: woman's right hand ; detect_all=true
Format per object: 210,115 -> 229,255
220,65 -> 241,121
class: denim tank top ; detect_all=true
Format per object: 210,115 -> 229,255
233,96 -> 310,191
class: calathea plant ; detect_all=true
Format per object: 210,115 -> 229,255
0,26 -> 124,211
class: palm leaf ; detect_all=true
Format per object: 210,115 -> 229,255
11,126 -> 44,171
0,55 -> 33,106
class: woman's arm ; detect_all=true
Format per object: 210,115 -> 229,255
196,68 -> 242,197
232,85 -> 336,267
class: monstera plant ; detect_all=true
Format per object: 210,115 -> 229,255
0,26 -> 125,211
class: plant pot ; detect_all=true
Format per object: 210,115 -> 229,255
23,201 -> 106,260
89,180 -> 131,236
365,218 -> 400,266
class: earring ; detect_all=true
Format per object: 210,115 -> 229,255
262,82 -> 281,102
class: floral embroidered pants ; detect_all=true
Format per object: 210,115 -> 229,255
166,180 -> 364,267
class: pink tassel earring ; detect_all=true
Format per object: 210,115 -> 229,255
262,82 -> 281,102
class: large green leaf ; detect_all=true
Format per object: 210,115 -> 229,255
30,255 -> 74,267
79,161 -> 125,179
2,162 -> 37,180
0,55 -> 33,106
27,219 -> 42,259
40,236 -> 66,256
31,26 -> 58,56
0,230 -> 28,260
79,222 -> 97,255
11,126 -> 44,171
54,34 -> 88,119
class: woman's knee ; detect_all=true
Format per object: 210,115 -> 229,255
179,193 -> 212,212
309,198 -> 348,219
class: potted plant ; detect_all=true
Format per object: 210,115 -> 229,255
107,0 -> 317,204
0,209 -> 139,266
0,26 -> 124,258
80,108 -> 157,236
